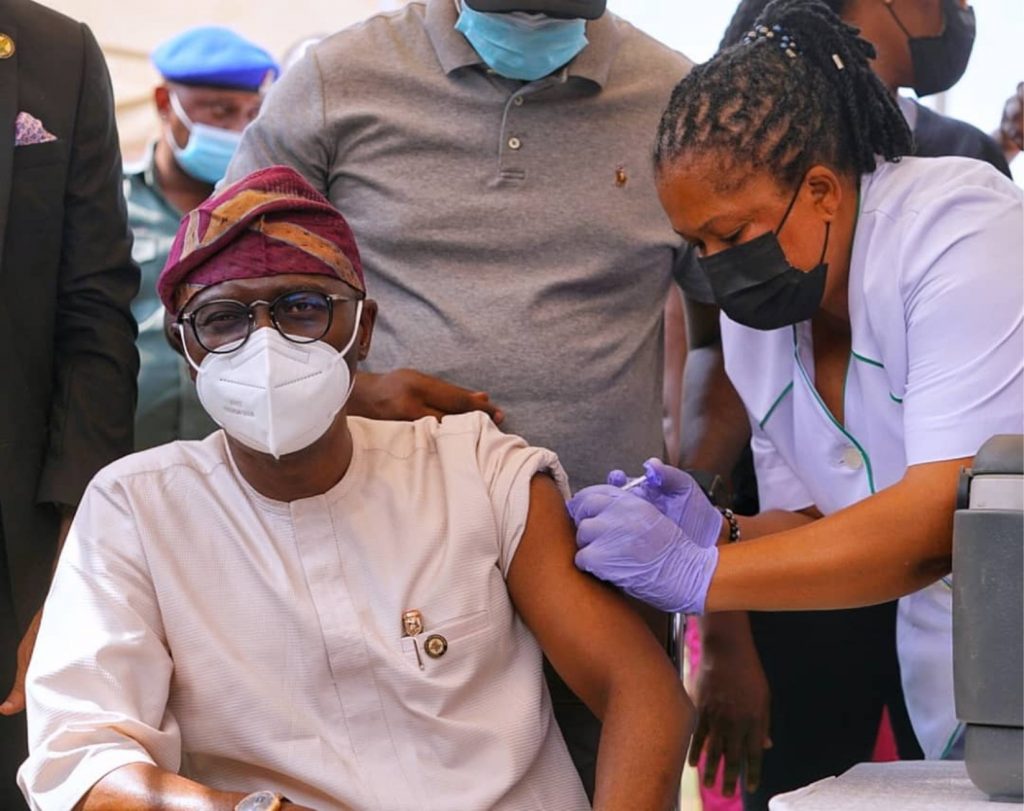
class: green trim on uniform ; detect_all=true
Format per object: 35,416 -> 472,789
759,382 -> 794,429
841,354 -> 852,419
793,340 -> 877,494
851,350 -> 901,402
851,350 -> 884,368
940,722 -> 965,759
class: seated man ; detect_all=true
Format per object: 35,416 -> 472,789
17,167 -> 690,811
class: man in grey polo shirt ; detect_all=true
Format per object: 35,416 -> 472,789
226,0 -> 703,795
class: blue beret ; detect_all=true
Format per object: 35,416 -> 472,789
152,26 -> 279,92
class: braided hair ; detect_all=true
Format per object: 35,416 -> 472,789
655,0 -> 912,191
718,0 -> 845,52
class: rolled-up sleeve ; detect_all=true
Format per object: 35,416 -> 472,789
467,414 -> 571,577
18,474 -> 180,811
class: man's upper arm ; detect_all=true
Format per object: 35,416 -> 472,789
225,52 -> 331,190
38,23 -> 139,507
506,475 -> 677,718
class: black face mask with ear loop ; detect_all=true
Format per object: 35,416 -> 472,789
886,0 -> 976,97
698,179 -> 830,331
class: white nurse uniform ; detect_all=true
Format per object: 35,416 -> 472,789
721,155 -> 1023,758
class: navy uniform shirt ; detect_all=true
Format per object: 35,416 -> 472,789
125,144 -> 217,450
899,95 -> 1012,177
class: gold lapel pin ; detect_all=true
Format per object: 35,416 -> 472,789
402,609 -> 425,670
0,34 -> 15,60
615,166 -> 628,187
402,609 -> 424,637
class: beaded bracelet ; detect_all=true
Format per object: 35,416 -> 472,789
720,507 -> 741,543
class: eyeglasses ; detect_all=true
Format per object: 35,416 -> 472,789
178,290 -> 361,354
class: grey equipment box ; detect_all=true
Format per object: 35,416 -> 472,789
953,434 -> 1024,802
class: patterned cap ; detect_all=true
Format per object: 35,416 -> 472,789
157,166 -> 366,314
152,26 -> 279,92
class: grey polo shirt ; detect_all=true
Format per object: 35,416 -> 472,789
227,0 -> 707,489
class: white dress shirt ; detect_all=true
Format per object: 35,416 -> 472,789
722,156 -> 1023,758
19,412 -> 589,811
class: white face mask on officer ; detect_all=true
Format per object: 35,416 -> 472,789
182,302 -> 363,459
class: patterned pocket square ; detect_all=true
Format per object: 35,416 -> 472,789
14,111 -> 57,146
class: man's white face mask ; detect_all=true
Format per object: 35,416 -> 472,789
184,303 -> 363,459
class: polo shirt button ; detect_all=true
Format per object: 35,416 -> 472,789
508,136 -> 522,150
841,447 -> 863,470
513,95 -> 524,106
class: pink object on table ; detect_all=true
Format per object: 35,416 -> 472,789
871,707 -> 900,762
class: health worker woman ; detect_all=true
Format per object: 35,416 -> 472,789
568,0 -> 1023,766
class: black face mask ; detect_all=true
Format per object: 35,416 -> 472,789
698,181 -> 830,331
886,0 -> 976,97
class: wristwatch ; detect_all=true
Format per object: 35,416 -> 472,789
234,791 -> 288,811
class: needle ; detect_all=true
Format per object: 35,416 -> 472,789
621,475 -> 647,491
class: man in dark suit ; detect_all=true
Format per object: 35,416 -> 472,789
0,1 -> 140,806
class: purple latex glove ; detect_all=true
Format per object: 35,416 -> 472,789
606,459 -> 721,549
567,486 -> 719,614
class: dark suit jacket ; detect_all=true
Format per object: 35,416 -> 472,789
911,99 -> 1013,177
0,0 -> 139,629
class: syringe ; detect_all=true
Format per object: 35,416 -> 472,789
620,475 -> 648,491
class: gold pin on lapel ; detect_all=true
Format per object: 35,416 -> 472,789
0,34 -> 15,60
614,166 -> 628,187
402,609 -> 424,637
402,609 -> 425,670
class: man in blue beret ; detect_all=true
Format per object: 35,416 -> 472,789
126,26 -> 278,451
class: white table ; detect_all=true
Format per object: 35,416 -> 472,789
768,761 -> 1017,810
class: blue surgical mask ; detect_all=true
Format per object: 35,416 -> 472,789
166,93 -> 242,184
455,6 -> 588,82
